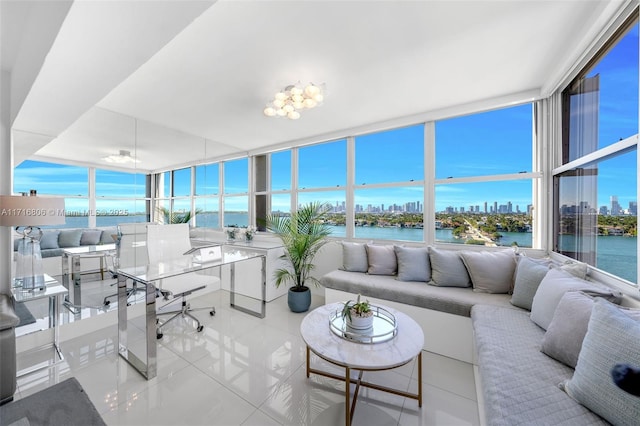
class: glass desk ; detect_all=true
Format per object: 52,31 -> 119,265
116,244 -> 266,380
12,274 -> 68,375
61,244 -> 116,313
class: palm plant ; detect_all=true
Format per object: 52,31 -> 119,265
157,207 -> 201,224
265,201 -> 332,291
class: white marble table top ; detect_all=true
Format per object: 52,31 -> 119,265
300,302 -> 424,370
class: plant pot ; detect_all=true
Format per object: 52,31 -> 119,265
288,286 -> 311,313
347,313 -> 374,330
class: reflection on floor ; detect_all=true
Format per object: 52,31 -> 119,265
15,290 -> 480,425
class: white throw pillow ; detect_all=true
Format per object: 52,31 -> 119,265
395,246 -> 430,282
340,241 -> 368,272
365,244 -> 397,275
428,247 -> 470,287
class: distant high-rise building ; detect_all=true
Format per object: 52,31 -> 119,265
629,201 -> 637,215
484,202 -> 488,213
507,201 -> 513,213
611,196 -> 622,216
599,206 -> 608,215
493,201 -> 498,214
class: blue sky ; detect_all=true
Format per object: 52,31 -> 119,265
13,24 -> 638,215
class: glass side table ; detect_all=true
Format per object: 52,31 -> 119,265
12,274 -> 68,376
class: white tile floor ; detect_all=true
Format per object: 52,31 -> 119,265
14,290 -> 480,425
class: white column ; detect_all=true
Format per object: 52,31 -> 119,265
1,70 -> 13,293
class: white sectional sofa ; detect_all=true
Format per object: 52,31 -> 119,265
320,242 -> 640,426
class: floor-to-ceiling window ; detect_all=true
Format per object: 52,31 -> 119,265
194,163 -> 219,228
556,17 -> 638,284
95,168 -> 148,226
435,104 -> 537,248
223,158 -> 249,227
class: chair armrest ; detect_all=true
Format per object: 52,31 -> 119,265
0,295 -> 20,331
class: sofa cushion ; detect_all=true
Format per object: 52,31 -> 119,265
510,256 -> 550,310
41,248 -> 64,258
365,244 -> 397,275
394,246 -> 430,282
100,228 -> 117,244
428,247 -> 470,287
80,230 -> 102,246
530,268 -> 622,330
543,292 -> 640,368
340,242 -> 368,272
459,250 -> 516,294
472,304 -> 608,426
39,231 -> 60,250
321,270 -> 517,317
563,299 -> 640,426
58,229 -> 83,248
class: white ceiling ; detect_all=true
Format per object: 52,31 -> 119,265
2,0 -> 622,173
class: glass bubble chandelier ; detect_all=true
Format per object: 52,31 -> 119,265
263,83 -> 324,120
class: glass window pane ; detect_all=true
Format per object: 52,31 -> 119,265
298,191 -> 346,237
556,150 -> 637,283
195,163 -> 219,195
95,199 -> 148,227
173,168 -> 191,197
435,180 -> 533,247
271,150 -> 291,191
354,187 -> 424,241
58,198 -> 89,228
162,171 -> 171,198
195,197 -> 219,228
224,158 -> 248,194
436,104 -> 533,178
96,169 -> 146,198
271,194 -> 291,214
564,23 -> 638,162
299,139 -> 346,188
356,125 -> 424,185
14,160 -> 88,196
224,196 -> 248,227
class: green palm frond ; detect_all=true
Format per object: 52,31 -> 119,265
265,201 -> 332,289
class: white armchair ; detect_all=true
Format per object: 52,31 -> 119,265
146,223 -> 216,339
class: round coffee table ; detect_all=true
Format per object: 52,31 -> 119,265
300,302 -> 424,426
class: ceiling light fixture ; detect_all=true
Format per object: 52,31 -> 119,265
263,83 -> 325,120
102,150 -> 140,164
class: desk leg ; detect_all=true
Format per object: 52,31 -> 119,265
418,351 -> 423,407
72,254 -> 81,310
49,293 -> 63,362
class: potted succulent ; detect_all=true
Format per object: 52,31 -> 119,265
243,225 -> 256,242
342,294 -> 374,330
264,201 -> 332,312
225,225 -> 238,241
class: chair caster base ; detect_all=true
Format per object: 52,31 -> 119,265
197,325 -> 204,332
156,332 -> 163,339
104,300 -> 111,306
210,309 -> 215,316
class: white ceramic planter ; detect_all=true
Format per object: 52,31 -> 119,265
347,314 -> 374,330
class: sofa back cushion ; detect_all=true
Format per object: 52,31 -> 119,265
365,244 -> 397,275
395,246 -> 430,282
40,230 -> 61,250
460,250 -> 516,294
58,229 -> 83,248
80,230 -> 103,246
428,247 -> 470,287
563,299 -> 640,426
340,242 -> 368,272
510,256 -> 551,310
530,268 -> 622,330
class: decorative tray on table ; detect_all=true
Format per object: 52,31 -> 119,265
329,304 -> 398,344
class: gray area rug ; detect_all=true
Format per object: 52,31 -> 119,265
0,377 -> 105,426
14,302 -> 36,327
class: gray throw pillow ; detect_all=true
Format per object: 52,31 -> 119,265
510,256 -> 550,310
100,228 -> 117,244
428,247 -> 470,287
542,292 -> 640,368
58,229 -> 83,248
39,230 -> 60,250
563,299 -> 640,426
80,230 -> 102,246
530,268 -> 622,330
459,250 -> 516,294
394,246 -> 430,282
340,241 -> 368,272
365,244 -> 397,275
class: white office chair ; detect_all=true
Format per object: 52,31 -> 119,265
103,222 -> 152,306
146,223 -> 216,339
